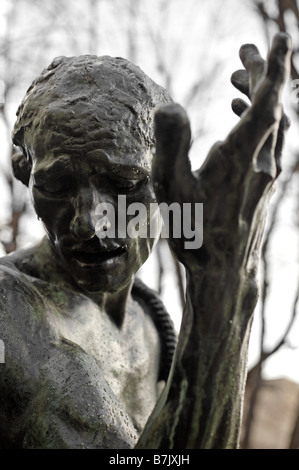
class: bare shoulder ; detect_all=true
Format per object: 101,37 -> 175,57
0,250 -> 45,303
0,251 -> 55,352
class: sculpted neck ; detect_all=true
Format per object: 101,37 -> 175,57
20,236 -> 134,328
84,280 -> 134,328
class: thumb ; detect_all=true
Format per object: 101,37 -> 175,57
153,103 -> 196,204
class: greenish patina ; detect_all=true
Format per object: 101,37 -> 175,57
0,33 -> 291,449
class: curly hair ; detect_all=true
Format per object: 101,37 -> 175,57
11,55 -> 172,184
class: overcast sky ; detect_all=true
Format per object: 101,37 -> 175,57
1,0 -> 298,384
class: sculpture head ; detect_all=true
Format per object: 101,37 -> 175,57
12,55 -> 172,293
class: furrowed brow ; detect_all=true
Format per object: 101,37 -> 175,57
33,157 -> 73,177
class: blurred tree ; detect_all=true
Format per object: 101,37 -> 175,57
1,0 -> 296,449
0,0 -> 251,304
240,0 -> 299,449
0,0 -> 106,250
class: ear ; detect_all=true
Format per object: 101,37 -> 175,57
11,148 -> 32,187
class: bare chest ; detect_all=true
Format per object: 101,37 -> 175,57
46,291 -> 161,431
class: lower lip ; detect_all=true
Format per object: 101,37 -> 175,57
72,249 -> 127,269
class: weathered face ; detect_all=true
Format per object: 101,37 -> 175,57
28,121 -> 162,294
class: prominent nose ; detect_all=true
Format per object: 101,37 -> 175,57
70,187 -> 103,241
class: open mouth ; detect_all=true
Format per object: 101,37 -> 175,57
72,245 -> 127,267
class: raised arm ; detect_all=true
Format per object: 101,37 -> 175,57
137,33 -> 291,449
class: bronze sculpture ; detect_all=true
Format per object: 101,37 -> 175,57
0,33 -> 291,448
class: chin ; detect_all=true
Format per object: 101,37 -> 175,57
73,271 -> 134,296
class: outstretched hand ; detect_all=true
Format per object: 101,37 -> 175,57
231,38 -> 290,177
152,33 -> 291,273
137,33 -> 291,449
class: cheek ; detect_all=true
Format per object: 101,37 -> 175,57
126,200 -> 162,269
125,187 -> 160,233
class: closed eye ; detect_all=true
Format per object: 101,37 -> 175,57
108,176 -> 148,193
34,176 -> 76,198
36,186 -> 71,198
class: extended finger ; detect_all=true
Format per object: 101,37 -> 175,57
239,43 -> 266,95
153,103 -> 196,204
252,33 -> 291,114
266,33 -> 292,90
231,98 -> 249,117
231,70 -> 249,98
